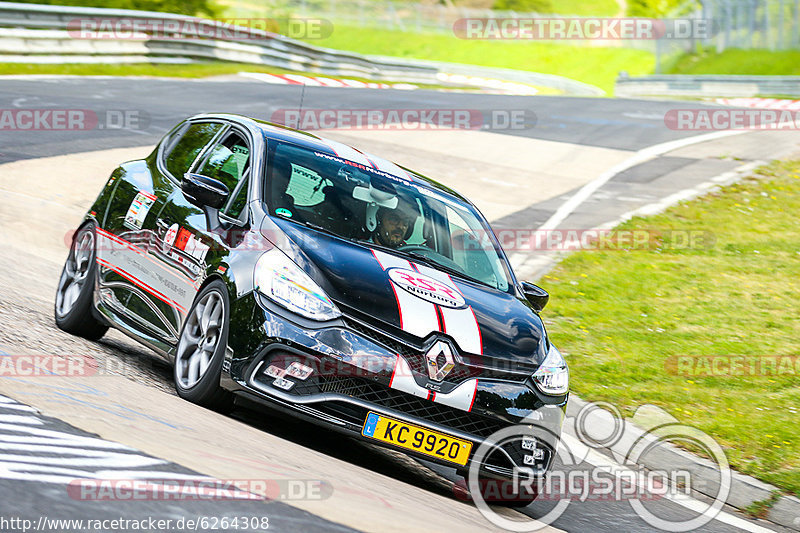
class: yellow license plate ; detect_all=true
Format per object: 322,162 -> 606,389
361,412 -> 473,466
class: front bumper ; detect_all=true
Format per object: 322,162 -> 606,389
221,292 -> 567,478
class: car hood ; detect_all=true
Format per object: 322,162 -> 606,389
264,218 -> 548,367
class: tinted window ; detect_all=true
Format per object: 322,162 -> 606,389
197,132 -> 249,191
164,122 -> 223,179
225,176 -> 249,220
197,131 -> 251,221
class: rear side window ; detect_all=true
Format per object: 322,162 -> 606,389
164,122 -> 223,180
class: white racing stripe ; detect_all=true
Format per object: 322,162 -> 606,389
412,263 -> 483,355
388,356 -> 427,400
372,250 -> 484,412
389,356 -> 478,412
433,379 -> 478,412
372,250 -> 439,338
363,154 -> 413,181
322,138 -> 374,167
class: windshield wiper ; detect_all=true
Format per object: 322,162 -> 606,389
349,237 -> 398,255
293,220 -> 342,240
402,251 -> 491,289
350,238 -> 491,289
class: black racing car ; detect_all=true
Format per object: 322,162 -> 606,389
55,113 -> 568,498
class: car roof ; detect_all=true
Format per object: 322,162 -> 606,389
189,112 -> 471,205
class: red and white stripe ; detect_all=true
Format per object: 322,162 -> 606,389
360,153 -> 414,181
323,139 -> 375,167
238,71 -> 393,89
321,140 -> 415,182
388,354 -> 479,412
716,97 -> 800,110
372,250 -> 439,339
371,249 -> 483,355
411,262 -> 483,356
95,228 -> 199,314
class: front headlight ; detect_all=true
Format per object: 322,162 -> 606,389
532,343 -> 569,396
254,249 -> 340,321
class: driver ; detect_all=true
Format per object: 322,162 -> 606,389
373,202 -> 417,248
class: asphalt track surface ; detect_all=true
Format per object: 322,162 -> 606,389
0,75 -> 719,164
0,76 -> 796,533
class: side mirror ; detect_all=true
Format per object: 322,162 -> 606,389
521,281 -> 549,312
182,172 -> 229,209
182,173 -> 229,232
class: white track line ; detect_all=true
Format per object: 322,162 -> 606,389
537,130 -> 747,232
562,434 -> 779,533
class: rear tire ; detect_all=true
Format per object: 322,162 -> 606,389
174,279 -> 234,412
54,223 -> 108,341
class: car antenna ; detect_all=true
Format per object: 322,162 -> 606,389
295,83 -> 307,130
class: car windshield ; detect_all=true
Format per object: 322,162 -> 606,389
264,141 -> 512,292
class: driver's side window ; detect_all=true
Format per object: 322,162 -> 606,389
164,122 -> 223,180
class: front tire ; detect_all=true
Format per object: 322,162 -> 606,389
54,223 -> 108,340
174,279 -> 234,412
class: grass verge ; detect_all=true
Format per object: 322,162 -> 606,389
666,48 -> 800,76
0,62 -> 306,78
298,25 -> 653,95
542,159 -> 800,496
0,62 -> 506,91
218,0 -> 622,18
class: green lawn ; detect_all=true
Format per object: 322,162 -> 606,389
666,48 -> 800,76
217,0 -> 621,18
541,160 -> 800,496
546,0 -> 621,16
299,25 -> 653,95
0,62 -> 444,88
0,62 -> 300,78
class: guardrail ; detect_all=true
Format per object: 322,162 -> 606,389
616,74 -> 800,98
0,2 -> 604,96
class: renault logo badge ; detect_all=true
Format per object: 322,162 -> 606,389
425,340 -> 455,381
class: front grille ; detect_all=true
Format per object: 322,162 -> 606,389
341,315 -> 532,382
292,374 -> 507,438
